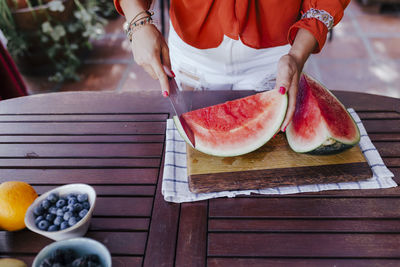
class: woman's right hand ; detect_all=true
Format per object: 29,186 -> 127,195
130,23 -> 171,96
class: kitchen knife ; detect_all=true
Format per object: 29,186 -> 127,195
167,76 -> 196,147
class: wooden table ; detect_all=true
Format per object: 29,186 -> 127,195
0,91 -> 399,266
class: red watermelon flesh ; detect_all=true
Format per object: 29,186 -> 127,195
286,73 -> 360,154
173,89 -> 288,157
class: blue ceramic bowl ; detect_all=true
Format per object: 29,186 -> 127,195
32,237 -> 111,267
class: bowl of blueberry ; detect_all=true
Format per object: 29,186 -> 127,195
32,237 -> 111,267
25,183 -> 96,241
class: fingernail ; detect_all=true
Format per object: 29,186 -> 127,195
171,70 -> 175,77
282,126 -> 287,132
279,86 -> 286,95
162,91 -> 169,97
272,133 -> 277,139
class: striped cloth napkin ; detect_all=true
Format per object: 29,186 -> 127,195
161,109 -> 397,203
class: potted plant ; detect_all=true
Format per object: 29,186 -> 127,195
0,0 -> 106,82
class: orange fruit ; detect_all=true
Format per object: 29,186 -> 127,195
0,258 -> 27,267
0,181 -> 38,231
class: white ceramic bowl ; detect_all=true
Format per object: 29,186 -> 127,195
25,183 -> 96,241
32,237 -> 111,267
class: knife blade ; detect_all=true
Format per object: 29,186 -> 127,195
167,76 -> 196,147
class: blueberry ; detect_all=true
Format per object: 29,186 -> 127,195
60,221 -> 69,230
88,254 -> 99,263
71,258 -> 84,266
33,205 -> 45,216
73,203 -> 83,212
48,206 -> 58,215
67,204 -> 75,212
35,215 -> 44,225
67,193 -> 77,199
39,257 -> 53,267
56,199 -> 66,208
77,193 -> 88,202
47,193 -> 58,204
38,220 -> 50,230
63,211 -> 73,221
68,198 -> 77,205
48,225 -> 59,232
68,216 -> 78,226
45,213 -> 55,222
41,199 -> 51,210
53,216 -> 63,226
64,248 -> 75,264
56,208 -> 64,217
62,206 -> 69,212
79,209 -> 88,218
82,201 -> 90,210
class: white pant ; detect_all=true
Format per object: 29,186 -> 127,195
168,22 -> 290,91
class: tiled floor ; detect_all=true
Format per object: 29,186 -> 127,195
23,0 -> 400,98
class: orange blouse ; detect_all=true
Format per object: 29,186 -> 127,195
115,0 -> 350,53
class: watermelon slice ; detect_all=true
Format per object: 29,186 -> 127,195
286,73 -> 360,155
173,89 -> 288,157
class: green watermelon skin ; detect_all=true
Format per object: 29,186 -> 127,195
286,73 -> 360,155
174,89 -> 288,157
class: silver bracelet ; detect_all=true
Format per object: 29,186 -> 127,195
301,8 -> 334,31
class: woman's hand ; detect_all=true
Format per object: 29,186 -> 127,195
119,0 -> 172,96
130,24 -> 171,95
275,54 -> 302,132
275,28 -> 318,131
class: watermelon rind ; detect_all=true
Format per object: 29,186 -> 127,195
173,115 -> 194,148
173,90 -> 288,157
286,73 -> 360,155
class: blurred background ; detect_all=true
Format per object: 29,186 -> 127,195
1,0 -> 399,99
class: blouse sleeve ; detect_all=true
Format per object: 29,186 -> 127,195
114,0 -> 124,16
287,0 -> 350,53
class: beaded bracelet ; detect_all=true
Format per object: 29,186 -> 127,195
123,10 -> 155,42
127,17 -> 155,42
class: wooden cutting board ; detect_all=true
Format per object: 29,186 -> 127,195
187,133 -> 372,193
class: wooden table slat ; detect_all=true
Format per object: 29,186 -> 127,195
0,231 -> 147,254
0,135 -> 165,143
175,201 -> 207,267
34,185 -> 156,196
208,233 -> 400,257
362,120 -> 400,133
208,258 -> 400,267
0,122 -> 166,135
209,219 -> 400,233
0,143 -> 163,157
0,114 -> 168,122
0,158 -> 161,168
209,198 -> 400,218
144,152 -> 180,267
94,197 -> 153,217
0,256 -> 143,267
90,218 -> 150,231
0,169 -> 160,184
358,111 -> 400,119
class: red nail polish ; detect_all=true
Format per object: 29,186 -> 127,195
162,91 -> 169,97
279,86 -> 286,95
171,70 -> 175,77
282,126 -> 287,132
272,133 -> 277,139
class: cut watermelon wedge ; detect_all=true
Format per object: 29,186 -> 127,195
173,89 -> 288,157
286,73 -> 360,155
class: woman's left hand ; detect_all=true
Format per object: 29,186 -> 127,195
274,28 -> 318,132
275,53 -> 302,132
